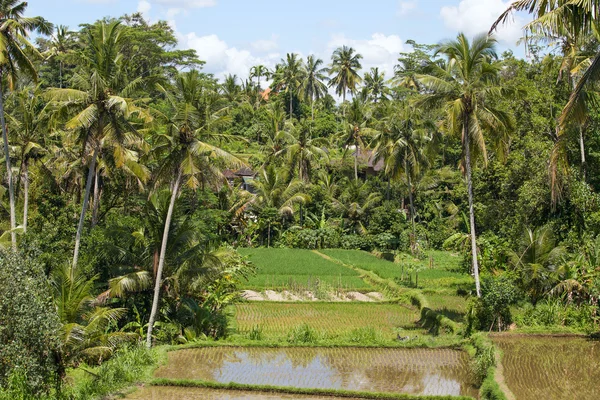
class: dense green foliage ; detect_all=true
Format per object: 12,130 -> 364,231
0,251 -> 61,395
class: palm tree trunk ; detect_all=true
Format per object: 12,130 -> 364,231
580,125 -> 586,180
22,159 -> 29,233
407,165 -> 415,237
354,144 -> 359,181
91,166 -> 100,227
0,81 -> 16,249
311,94 -> 315,121
464,114 -> 481,298
146,170 -> 183,348
268,222 -> 271,248
72,148 -> 98,269
289,91 -> 293,119
342,91 -> 346,117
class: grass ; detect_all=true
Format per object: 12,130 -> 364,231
232,302 -> 419,341
238,248 -> 371,291
321,249 -> 473,291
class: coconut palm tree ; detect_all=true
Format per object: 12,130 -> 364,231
6,86 -> 48,233
249,64 -> 270,90
48,21 -> 152,269
247,165 -> 309,246
0,0 -> 52,249
329,46 -> 363,111
339,98 -> 377,181
278,119 -> 328,182
362,67 -> 390,103
372,102 -> 432,238
145,70 -> 244,347
300,55 -> 329,120
334,180 -> 381,234
44,25 -> 73,88
416,33 -> 514,297
492,0 -> 600,127
273,53 -> 304,119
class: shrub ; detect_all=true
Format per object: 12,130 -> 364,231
0,250 -> 61,395
466,275 -> 519,333
287,324 -> 319,344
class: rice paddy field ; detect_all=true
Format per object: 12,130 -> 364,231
127,387 -> 366,400
237,248 -> 371,291
493,336 -> 600,400
154,347 -> 479,397
233,302 -> 419,339
321,249 -> 473,291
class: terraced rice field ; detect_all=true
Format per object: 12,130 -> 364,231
154,347 -> 478,397
321,249 -> 472,290
127,387 -> 364,399
233,302 -> 418,338
237,248 -> 371,291
493,336 -> 600,400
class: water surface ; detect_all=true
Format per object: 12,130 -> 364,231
494,336 -> 600,400
154,347 -> 477,397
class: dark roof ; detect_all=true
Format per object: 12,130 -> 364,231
236,167 -> 256,177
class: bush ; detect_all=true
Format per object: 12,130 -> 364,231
515,300 -> 596,331
0,250 -> 61,395
287,324 -> 319,344
466,275 -> 520,333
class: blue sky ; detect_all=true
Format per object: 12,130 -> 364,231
28,0 -> 529,81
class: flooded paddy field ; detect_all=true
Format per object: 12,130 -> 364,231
493,336 -> 600,400
154,347 -> 478,397
127,386 -> 367,399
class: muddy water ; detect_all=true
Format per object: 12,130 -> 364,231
127,386 -> 366,399
494,336 -> 600,400
154,347 -> 478,397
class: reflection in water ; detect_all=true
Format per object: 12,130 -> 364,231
494,336 -> 600,400
154,347 -> 477,397
127,386 -> 365,399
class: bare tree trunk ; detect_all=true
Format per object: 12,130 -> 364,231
22,160 -> 29,233
0,81 -> 16,249
72,148 -> 98,269
146,170 -> 182,348
464,114 -> 481,298
91,166 -> 100,227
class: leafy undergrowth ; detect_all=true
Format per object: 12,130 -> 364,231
237,248 -> 371,291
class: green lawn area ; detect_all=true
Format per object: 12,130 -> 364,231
237,248 -> 371,291
321,249 -> 473,291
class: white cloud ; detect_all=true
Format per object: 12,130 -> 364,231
440,0 -> 524,44
251,35 -> 279,53
397,1 -> 417,16
181,33 -> 280,80
137,0 -> 152,16
327,33 -> 405,78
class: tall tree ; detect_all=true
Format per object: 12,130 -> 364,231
329,45 -> 363,111
372,102 -> 431,239
300,55 -> 328,120
339,98 -> 376,181
362,67 -> 390,103
0,0 -> 52,248
250,64 -> 270,90
273,53 -> 304,119
416,33 -> 513,297
146,70 -> 243,347
6,86 -> 48,233
49,21 -> 151,269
